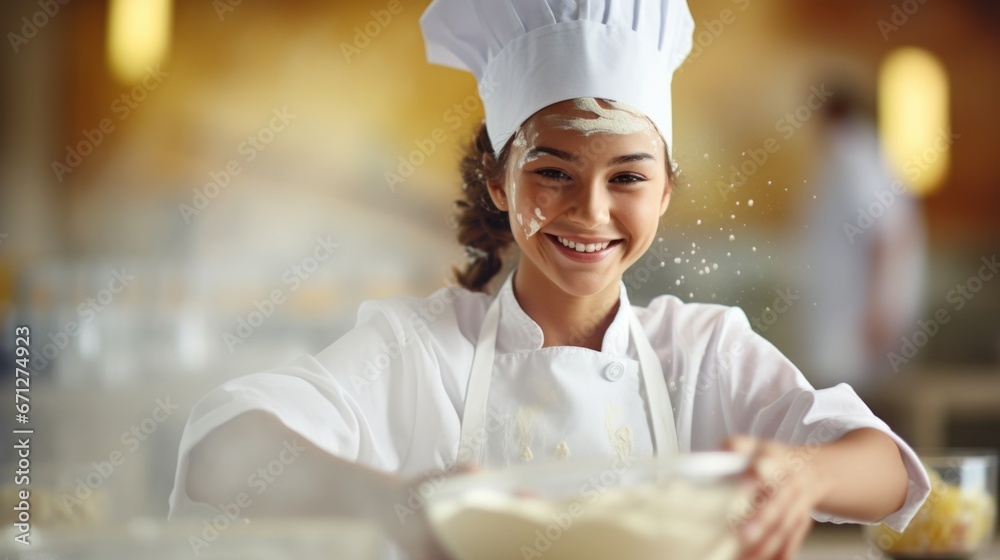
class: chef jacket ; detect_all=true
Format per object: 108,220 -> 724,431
169,268 -> 930,533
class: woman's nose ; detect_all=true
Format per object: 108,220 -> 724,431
566,180 -> 611,229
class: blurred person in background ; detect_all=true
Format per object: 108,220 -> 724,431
799,84 -> 926,392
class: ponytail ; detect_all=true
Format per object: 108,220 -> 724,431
452,122 -> 515,292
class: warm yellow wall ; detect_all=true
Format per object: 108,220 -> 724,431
56,0 -> 999,236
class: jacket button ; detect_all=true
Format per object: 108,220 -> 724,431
604,362 -> 624,381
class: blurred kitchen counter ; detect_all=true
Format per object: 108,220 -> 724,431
5,518 -> 998,559
802,523 -> 1000,560
0,517 -> 387,559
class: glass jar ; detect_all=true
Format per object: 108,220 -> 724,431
864,449 -> 997,559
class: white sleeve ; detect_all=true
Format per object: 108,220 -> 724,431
707,306 -> 930,532
168,297 -> 440,520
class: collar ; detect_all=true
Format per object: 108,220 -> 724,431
493,267 -> 633,357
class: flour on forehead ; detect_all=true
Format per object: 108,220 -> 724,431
512,127 -> 529,150
541,97 -> 654,136
510,126 -> 543,169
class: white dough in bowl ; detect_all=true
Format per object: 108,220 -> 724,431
428,478 -> 743,560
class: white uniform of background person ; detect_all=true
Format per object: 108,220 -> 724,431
800,110 -> 926,391
169,0 -> 931,545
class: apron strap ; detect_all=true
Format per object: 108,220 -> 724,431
628,309 -> 680,459
458,292 -> 501,465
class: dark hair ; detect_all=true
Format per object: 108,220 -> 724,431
450,123 -> 515,292
452,119 -> 676,292
822,80 -> 875,124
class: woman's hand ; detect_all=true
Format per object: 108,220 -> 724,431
723,436 -> 828,560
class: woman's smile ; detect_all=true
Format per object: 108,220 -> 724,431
544,233 -> 623,262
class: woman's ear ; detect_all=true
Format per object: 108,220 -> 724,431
659,179 -> 672,216
483,153 -> 508,211
660,145 -> 674,216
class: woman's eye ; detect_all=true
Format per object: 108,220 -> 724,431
534,169 -> 570,181
612,173 -> 645,184
533,169 -> 645,185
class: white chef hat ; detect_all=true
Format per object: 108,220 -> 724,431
419,0 -> 695,156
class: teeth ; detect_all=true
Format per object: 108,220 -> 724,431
556,236 -> 612,253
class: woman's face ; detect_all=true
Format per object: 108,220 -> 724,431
487,98 -> 672,297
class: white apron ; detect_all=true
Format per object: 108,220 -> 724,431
458,269 -> 679,468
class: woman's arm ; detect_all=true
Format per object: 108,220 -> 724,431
807,427 -> 909,520
724,427 -> 910,560
185,410 -> 452,560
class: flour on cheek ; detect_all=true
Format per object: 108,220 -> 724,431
509,126 -> 549,239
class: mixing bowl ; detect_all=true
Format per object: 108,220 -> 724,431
425,452 -> 749,560
865,449 -> 997,559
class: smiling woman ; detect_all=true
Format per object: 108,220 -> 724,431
454,99 -> 676,292
170,1 -> 931,559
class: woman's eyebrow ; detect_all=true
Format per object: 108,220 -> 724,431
526,146 -> 656,166
607,152 -> 655,166
526,146 -> 582,164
